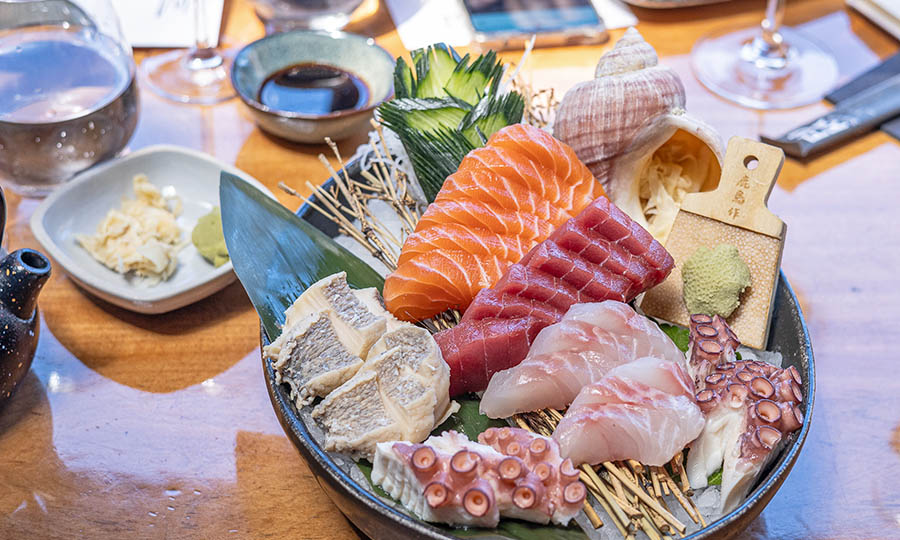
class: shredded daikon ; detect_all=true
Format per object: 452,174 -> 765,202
77,174 -> 185,285
639,146 -> 706,241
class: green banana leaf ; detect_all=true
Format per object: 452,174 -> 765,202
433,396 -> 507,441
659,322 -> 690,353
219,172 -> 384,341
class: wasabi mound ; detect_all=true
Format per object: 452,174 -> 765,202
682,244 -> 750,318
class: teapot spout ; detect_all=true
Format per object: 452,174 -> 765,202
0,249 -> 51,320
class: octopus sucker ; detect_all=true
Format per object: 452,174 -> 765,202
685,315 -> 804,513
749,376 -> 775,399
499,457 -> 524,481
425,481 -> 450,508
463,483 -> 494,517
513,484 -> 539,509
563,482 -> 587,505
371,430 -> 586,527
533,462 -> 553,484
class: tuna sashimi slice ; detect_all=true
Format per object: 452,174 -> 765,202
552,357 -> 704,466
479,301 -> 686,418
553,220 -> 654,292
435,317 -> 542,396
464,289 -> 563,324
494,265 -> 581,312
521,240 -> 633,302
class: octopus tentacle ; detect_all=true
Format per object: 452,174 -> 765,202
372,430 -> 586,527
684,315 -> 805,514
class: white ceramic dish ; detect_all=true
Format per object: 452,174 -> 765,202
31,145 -> 274,314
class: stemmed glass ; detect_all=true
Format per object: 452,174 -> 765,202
691,0 -> 838,110
140,0 -> 234,104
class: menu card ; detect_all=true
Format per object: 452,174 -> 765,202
111,0 -> 225,49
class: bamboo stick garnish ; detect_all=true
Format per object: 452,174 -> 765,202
688,493 -> 707,528
602,462 -> 686,534
672,453 -> 692,496
582,465 -> 638,526
658,468 -> 699,525
639,515 -> 663,540
583,500 -> 604,529
650,467 -> 663,498
610,466 -> 626,501
583,476 -> 630,538
658,467 -> 671,496
641,501 -> 671,535
627,459 -> 644,477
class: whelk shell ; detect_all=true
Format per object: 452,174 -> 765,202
553,28 -> 725,243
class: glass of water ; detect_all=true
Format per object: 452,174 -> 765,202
691,0 -> 838,110
0,0 -> 139,196
251,0 -> 364,34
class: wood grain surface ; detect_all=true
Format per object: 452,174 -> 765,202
1,1 -> 898,539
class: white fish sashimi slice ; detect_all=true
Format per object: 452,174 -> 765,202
480,301 -> 686,418
553,358 -> 704,467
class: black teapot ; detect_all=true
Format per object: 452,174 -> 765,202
0,188 -> 51,406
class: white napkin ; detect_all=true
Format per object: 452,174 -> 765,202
847,0 -> 900,41
384,0 -> 637,50
111,0 -> 224,48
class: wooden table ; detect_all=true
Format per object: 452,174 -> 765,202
2,0 -> 898,538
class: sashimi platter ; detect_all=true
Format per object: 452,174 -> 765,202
221,28 -> 814,540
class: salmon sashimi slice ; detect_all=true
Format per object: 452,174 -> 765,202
480,301 -> 686,418
415,199 -> 554,245
398,223 -> 530,267
384,124 -> 605,322
552,357 -> 704,467
436,168 -> 572,225
436,195 -> 674,396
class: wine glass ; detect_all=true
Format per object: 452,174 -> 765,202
691,0 -> 839,110
250,0 -> 363,34
140,0 -> 234,104
0,0 -> 139,196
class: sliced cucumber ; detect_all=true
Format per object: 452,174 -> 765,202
393,57 -> 415,99
378,97 -> 469,136
397,127 -> 474,202
459,93 -> 525,147
377,42 -> 524,202
443,50 -> 504,105
413,44 -> 461,99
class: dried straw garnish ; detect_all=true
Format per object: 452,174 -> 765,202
511,77 -> 559,129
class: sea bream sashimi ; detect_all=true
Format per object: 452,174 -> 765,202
480,301 -> 685,418
436,195 -> 674,396
552,357 -> 705,466
383,124 -> 606,322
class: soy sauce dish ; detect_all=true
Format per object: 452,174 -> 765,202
232,31 -> 394,143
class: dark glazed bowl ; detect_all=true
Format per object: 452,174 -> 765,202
260,157 -> 816,540
231,31 -> 394,143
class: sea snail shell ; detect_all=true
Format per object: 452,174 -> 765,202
553,28 -> 725,243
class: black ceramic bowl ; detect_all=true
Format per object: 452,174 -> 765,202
261,157 -> 816,540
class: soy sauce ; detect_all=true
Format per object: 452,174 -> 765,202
258,63 -> 369,115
